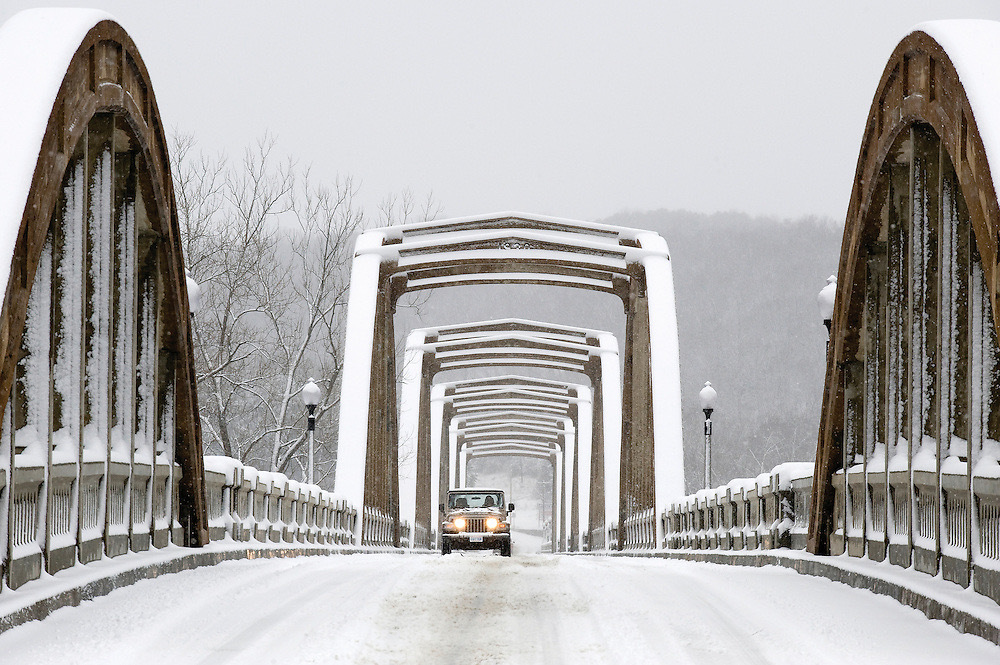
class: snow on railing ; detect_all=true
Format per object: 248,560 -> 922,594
663,463 -> 813,554
664,460 -> 1000,607
0,455 -> 387,595
202,456 -> 360,548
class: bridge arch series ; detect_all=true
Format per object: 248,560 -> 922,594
398,319 -> 618,549
811,21 -> 1000,598
0,10 -> 205,589
336,213 -> 683,546
444,378 -> 587,552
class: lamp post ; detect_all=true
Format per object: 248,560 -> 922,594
302,378 -> 321,484
699,381 -> 717,489
818,275 -> 837,339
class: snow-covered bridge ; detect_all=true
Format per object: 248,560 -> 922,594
2,7 -> 1000,661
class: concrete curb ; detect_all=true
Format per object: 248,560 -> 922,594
0,545 -> 417,635
582,550 -> 1000,646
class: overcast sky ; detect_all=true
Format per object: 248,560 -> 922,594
5,1 -> 1000,223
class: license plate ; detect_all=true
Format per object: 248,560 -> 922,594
470,535 -> 484,543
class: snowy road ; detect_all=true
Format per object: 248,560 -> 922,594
1,552 -> 998,665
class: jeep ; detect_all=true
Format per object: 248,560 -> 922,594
440,488 -> 514,556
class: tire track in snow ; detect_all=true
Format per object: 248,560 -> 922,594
194,561 -> 401,664
4,553 -> 1000,664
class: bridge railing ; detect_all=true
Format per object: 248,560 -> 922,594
829,464 -> 1000,605
663,462 -> 1000,607
621,508 -> 657,550
0,450 -> 427,601
663,462 -> 812,555
201,456 -> 361,547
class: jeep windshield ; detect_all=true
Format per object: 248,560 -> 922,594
448,492 -> 503,510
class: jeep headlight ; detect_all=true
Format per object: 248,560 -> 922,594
486,517 -> 499,530
453,517 -> 466,531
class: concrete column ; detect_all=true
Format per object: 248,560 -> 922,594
598,333 -> 622,548
588,363 -> 604,546
438,402 -> 453,515
334,231 -> 386,544
430,386 -> 445,541
449,426 -> 459,491
576,386 -> 593,551
569,400 -> 580,551
362,270 -> 400,545
459,446 -> 468,488
413,357 -> 433,545
619,283 -> 635,549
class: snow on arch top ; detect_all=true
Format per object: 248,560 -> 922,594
0,9 -> 114,295
914,20 -> 1000,207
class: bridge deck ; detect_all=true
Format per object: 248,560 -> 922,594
0,548 -> 996,664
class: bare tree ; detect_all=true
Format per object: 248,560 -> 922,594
174,134 -> 293,465
266,174 -> 364,475
173,133 -> 440,485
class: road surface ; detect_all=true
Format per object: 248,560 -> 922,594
1,551 -> 997,664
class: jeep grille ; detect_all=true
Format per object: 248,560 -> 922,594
463,517 -> 487,533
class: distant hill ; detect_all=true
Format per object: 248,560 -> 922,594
395,210 -> 844,493
606,210 -> 843,490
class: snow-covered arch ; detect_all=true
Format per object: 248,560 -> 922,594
442,378 -> 580,552
0,10 -> 205,588
429,375 -> 592,551
418,375 -> 594,551
812,22 -> 1000,598
398,321 -> 620,548
455,418 -> 575,551
337,213 -> 682,546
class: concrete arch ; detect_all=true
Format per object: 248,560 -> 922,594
397,321 -> 619,548
444,382 -> 582,551
461,446 -> 563,552
810,22 -> 1000,571
336,213 -> 682,545
424,374 -> 594,551
455,421 -> 575,551
0,10 -> 205,587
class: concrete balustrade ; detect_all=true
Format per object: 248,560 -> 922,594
621,507 -> 657,549
362,506 -> 402,547
664,462 -> 1000,607
200,457 -> 361,549
664,463 -> 813,555
0,451 -> 373,595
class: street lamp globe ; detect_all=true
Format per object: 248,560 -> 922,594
302,378 -> 321,409
818,275 -> 837,333
699,381 -> 717,419
185,271 -> 202,314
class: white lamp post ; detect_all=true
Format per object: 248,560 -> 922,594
302,378 -> 321,484
818,275 -> 837,335
699,381 -> 717,489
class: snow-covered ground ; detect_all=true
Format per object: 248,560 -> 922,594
0,553 -> 997,664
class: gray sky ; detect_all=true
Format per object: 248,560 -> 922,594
5,1 -> 1000,222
